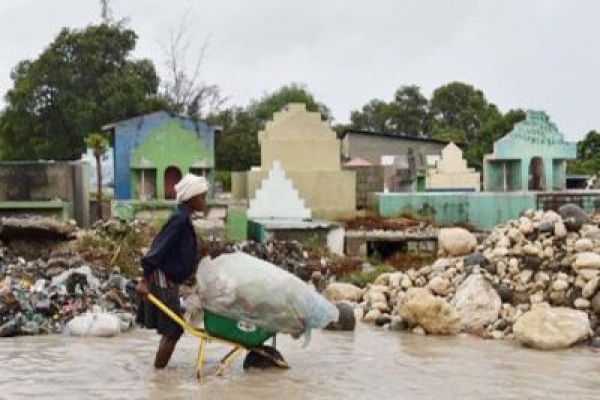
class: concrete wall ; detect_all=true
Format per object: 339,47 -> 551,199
345,166 -> 385,209
0,201 -> 71,220
231,172 -> 248,200
248,170 -> 356,220
0,161 -> 89,227
373,192 -> 537,231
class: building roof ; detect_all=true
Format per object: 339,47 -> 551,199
341,129 -> 461,146
101,110 -> 211,131
343,157 -> 373,168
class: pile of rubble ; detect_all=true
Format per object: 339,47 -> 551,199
0,217 -> 138,338
325,204 -> 600,350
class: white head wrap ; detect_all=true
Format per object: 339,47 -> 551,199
175,173 -> 209,203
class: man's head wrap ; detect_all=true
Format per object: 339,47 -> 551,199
175,173 -> 209,203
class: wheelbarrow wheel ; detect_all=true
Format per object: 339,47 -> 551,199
243,345 -> 289,370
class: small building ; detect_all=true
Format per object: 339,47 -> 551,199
426,142 -> 480,192
103,111 -> 215,201
246,160 -> 344,254
483,110 -> 577,192
341,130 -> 452,192
240,103 -> 356,220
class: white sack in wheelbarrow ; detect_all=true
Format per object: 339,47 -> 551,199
195,252 -> 339,344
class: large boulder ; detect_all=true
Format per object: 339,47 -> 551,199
451,274 -> 501,330
399,288 -> 460,335
323,283 -> 364,303
427,276 -> 450,296
513,306 -> 591,350
558,204 -> 590,232
574,238 -> 594,253
438,228 -> 477,257
573,252 -> 600,271
324,302 -> 356,331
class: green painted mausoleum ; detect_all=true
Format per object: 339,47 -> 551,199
483,110 -> 576,192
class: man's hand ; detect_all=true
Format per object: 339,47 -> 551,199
136,279 -> 149,299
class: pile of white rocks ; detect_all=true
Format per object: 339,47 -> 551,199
324,204 -> 600,350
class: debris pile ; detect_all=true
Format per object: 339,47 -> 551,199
327,205 -> 600,349
0,217 -> 138,338
76,219 -> 156,277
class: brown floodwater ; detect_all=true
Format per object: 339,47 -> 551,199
1,325 -> 599,400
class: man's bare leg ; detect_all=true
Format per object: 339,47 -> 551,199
154,336 -> 178,369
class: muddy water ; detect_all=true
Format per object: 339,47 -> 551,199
1,325 -> 599,400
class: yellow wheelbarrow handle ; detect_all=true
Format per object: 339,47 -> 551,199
144,292 -> 289,378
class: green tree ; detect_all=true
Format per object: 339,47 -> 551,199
568,130 -> 600,175
85,132 -> 109,220
0,23 -> 166,161
210,107 -> 260,171
429,81 -> 500,142
248,83 -> 331,123
348,85 -> 429,135
388,85 -> 429,136
461,109 -> 526,171
349,99 -> 391,132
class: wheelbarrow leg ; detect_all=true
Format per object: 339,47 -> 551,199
215,347 -> 244,377
196,338 -> 207,380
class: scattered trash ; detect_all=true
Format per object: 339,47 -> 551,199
0,239 -> 137,338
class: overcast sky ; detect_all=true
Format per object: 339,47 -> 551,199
0,0 -> 598,140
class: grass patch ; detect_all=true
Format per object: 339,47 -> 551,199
340,264 -> 396,288
226,207 -> 247,242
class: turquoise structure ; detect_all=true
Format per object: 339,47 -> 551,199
483,110 -> 576,192
372,191 -> 600,232
373,192 -> 536,231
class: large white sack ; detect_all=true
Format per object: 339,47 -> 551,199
88,313 -> 121,337
195,252 -> 339,338
65,310 -> 121,337
65,313 -> 94,336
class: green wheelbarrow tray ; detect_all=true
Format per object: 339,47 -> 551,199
202,309 -> 275,348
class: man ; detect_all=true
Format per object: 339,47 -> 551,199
136,173 -> 209,369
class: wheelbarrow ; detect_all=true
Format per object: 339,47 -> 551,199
143,290 -> 290,379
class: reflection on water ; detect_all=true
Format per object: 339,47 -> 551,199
1,325 -> 599,400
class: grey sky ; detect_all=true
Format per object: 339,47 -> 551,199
0,0 -> 598,140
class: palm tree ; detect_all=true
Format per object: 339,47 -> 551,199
85,133 -> 109,220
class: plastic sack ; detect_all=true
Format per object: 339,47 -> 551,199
51,266 -> 100,290
182,293 -> 204,328
195,252 -> 339,340
65,308 -> 121,337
